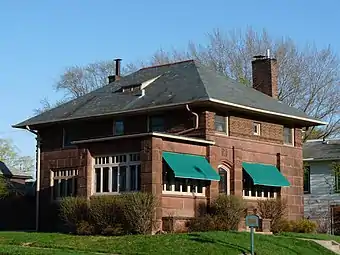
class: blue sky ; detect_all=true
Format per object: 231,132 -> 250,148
0,0 -> 339,158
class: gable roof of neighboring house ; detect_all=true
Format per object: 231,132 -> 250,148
0,161 -> 32,180
303,139 -> 340,161
13,60 -> 325,128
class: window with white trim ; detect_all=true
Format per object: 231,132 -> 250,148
253,122 -> 261,136
94,153 -> 141,194
283,127 -> 294,145
242,170 -> 280,200
162,162 -> 207,195
215,114 -> 228,134
51,169 -> 78,200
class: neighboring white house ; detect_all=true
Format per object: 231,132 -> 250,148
303,139 -> 340,233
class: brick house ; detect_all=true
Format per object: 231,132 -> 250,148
13,55 -> 325,231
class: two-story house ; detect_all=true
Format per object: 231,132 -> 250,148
13,56 -> 325,232
303,139 -> 340,233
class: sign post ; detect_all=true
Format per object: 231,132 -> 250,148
245,215 -> 259,255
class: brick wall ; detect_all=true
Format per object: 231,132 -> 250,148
229,115 -> 283,144
204,110 -> 304,220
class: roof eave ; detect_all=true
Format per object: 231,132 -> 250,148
208,98 -> 327,126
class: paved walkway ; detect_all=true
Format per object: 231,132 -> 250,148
300,238 -> 340,254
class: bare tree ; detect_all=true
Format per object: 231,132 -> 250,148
37,27 -> 340,140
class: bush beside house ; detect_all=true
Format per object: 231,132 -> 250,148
59,192 -> 158,235
58,193 -> 317,236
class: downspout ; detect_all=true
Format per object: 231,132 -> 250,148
176,104 -> 199,135
26,126 -> 40,232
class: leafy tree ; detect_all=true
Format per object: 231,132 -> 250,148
0,176 -> 9,198
36,27 -> 340,140
0,138 -> 34,177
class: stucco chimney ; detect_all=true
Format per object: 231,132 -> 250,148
251,54 -> 278,99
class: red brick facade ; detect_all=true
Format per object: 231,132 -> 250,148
37,107 -> 304,231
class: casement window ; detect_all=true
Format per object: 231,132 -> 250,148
253,122 -> 261,136
242,170 -> 280,199
283,127 -> 294,145
149,116 -> 165,132
51,169 -> 78,200
162,163 -> 207,196
113,120 -> 124,135
93,153 -> 141,194
215,114 -> 228,134
304,165 -> 311,194
218,166 -> 230,195
62,128 -> 78,147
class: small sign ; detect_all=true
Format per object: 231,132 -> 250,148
245,215 -> 259,228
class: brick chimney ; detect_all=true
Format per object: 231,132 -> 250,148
251,52 -> 278,99
108,58 -> 122,83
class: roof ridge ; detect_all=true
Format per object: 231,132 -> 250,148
139,59 -> 194,71
193,62 -> 213,99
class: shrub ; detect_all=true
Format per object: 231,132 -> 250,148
59,197 -> 89,233
76,220 -> 95,235
187,215 -> 216,232
291,219 -> 317,233
89,196 -> 125,235
121,192 -> 158,234
257,198 -> 287,232
271,218 -> 293,233
210,195 -> 245,231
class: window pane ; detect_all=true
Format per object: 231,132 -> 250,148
214,115 -> 226,132
112,167 -> 118,192
114,121 -> 124,135
137,165 -> 141,191
150,116 -> 165,132
284,127 -> 292,144
119,166 -> 127,192
60,179 -> 66,197
219,169 -> 226,193
175,178 -> 181,191
53,179 -> 59,200
130,165 -> 137,191
95,168 -> 101,193
196,180 -> 203,193
180,179 -> 188,192
103,167 -> 109,192
73,178 -> 77,196
66,178 -> 73,196
304,166 -> 310,193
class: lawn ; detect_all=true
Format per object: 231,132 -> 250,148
0,231 -> 335,255
279,232 -> 340,243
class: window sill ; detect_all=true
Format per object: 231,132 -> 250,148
243,196 -> 276,200
214,132 -> 229,137
283,143 -> 294,147
92,191 -> 140,196
162,191 -> 205,197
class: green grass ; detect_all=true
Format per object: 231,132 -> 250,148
279,232 -> 340,243
0,231 -> 335,255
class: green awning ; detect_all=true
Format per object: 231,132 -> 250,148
242,162 -> 290,187
163,152 -> 220,181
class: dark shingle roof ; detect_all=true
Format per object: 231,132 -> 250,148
14,60 -> 323,128
303,139 -> 340,160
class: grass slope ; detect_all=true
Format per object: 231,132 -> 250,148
0,231 -> 335,255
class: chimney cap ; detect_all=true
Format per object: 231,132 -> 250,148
114,58 -> 122,61
253,55 -> 266,60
